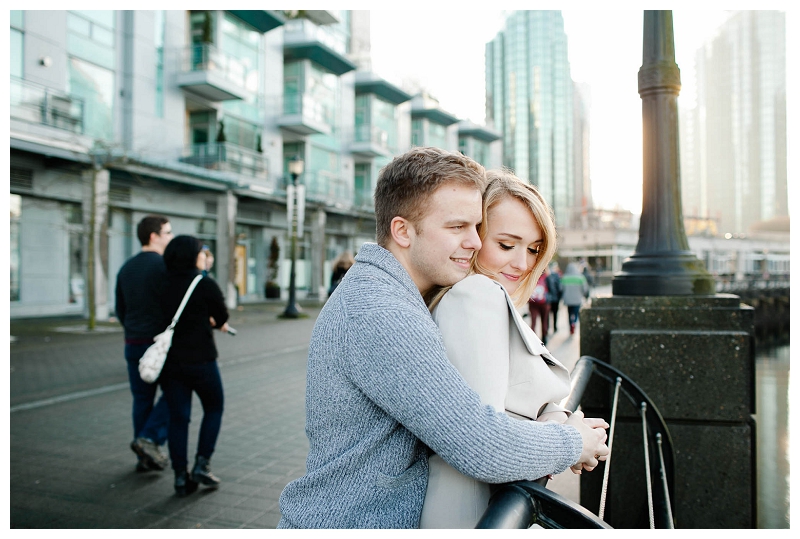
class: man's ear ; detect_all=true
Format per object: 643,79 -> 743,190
389,217 -> 413,248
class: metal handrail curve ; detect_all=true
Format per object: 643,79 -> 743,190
475,355 -> 676,529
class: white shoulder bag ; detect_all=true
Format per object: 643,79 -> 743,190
139,274 -> 203,383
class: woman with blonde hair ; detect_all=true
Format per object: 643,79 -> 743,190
419,170 -> 608,528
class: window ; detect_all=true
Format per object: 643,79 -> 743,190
411,119 -> 423,147
68,57 -> 115,140
11,11 -> 23,79
10,195 -> 21,302
67,10 -> 116,70
154,10 -> 165,118
428,122 -> 446,149
11,27 -> 23,79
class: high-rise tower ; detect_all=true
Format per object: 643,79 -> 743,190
485,10 -> 576,227
682,11 -> 787,235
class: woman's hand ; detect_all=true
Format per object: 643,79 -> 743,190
219,322 -> 230,333
565,410 -> 609,474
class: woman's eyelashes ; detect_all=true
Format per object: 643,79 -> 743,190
498,242 -> 541,256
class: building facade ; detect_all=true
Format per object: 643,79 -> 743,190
680,10 -> 787,236
10,9 -> 501,319
485,10 -> 580,228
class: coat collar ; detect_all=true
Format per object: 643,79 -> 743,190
493,280 -> 568,372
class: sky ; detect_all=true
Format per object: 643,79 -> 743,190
369,4 -> 793,214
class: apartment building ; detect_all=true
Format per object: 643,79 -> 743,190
10,9 -> 500,318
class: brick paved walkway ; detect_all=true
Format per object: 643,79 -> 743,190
10,291 -> 599,528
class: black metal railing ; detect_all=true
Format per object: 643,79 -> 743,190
476,356 -> 676,529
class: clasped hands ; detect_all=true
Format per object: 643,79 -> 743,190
565,410 -> 610,474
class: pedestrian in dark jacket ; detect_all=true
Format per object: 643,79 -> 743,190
115,215 -> 173,472
545,262 -> 563,333
160,235 -> 230,497
328,251 -> 355,297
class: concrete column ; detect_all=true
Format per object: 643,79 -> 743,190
306,208 -> 326,299
84,167 -> 110,321
216,190 -> 238,310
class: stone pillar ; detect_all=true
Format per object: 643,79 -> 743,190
306,208 -> 326,300
577,11 -> 757,528
579,296 -> 756,528
216,190 -> 238,310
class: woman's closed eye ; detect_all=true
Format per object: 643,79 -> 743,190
528,247 -> 541,255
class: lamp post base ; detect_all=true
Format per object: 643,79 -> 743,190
612,252 -> 716,296
279,302 -> 308,319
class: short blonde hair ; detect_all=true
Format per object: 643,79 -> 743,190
426,169 -> 558,310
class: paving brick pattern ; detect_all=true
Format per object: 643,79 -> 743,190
10,292 -> 596,529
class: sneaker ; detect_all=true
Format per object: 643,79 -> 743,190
131,437 -> 168,471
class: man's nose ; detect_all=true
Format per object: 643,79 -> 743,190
464,227 -> 482,251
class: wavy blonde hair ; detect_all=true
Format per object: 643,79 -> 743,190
426,169 -> 558,310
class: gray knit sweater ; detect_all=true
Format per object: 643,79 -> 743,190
277,243 -> 582,529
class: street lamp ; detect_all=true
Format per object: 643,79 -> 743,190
281,155 -> 306,319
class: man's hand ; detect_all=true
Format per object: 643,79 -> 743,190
209,316 -> 216,327
565,410 -> 609,474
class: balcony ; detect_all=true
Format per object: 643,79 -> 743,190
277,94 -> 332,136
10,77 -> 84,134
180,142 -> 268,180
227,10 -> 286,33
283,19 -> 356,76
175,44 -> 252,101
350,124 -> 391,158
354,188 -> 373,210
302,171 -> 353,208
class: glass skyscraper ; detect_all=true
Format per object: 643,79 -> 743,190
486,10 -> 576,227
681,11 -> 787,236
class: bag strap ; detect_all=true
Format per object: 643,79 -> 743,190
167,274 -> 203,330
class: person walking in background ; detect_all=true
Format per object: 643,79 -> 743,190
527,268 -> 550,345
582,260 -> 594,290
201,245 -> 214,278
160,235 -> 230,496
115,215 -> 174,473
328,251 -> 355,297
562,262 -> 590,335
546,261 -> 563,334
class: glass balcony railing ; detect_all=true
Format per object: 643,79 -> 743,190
353,124 -> 389,149
180,142 -> 268,179
302,171 -> 353,207
354,188 -> 373,209
283,18 -> 347,55
180,43 -> 250,90
282,93 -> 331,125
10,76 -> 84,134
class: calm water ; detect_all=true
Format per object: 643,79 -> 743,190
756,342 -> 790,529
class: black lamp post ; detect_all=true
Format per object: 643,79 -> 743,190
281,155 -> 304,318
612,10 -> 715,295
